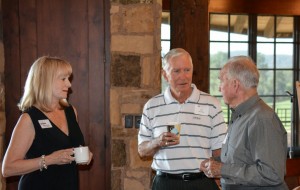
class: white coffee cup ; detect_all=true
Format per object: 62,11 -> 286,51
74,146 -> 89,164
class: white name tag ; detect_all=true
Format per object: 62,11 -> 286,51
194,105 -> 209,115
38,119 -> 53,129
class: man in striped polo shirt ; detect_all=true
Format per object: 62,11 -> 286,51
138,48 -> 227,190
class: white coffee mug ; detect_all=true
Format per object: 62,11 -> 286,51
74,146 -> 89,164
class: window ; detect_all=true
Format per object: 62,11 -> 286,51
209,13 -> 295,146
161,11 -> 170,91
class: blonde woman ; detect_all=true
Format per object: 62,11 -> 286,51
2,56 -> 93,190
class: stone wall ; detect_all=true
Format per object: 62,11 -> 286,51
110,0 -> 162,189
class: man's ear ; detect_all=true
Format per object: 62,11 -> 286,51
232,79 -> 240,91
162,69 -> 168,82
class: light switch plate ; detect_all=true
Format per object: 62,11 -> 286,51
125,115 -> 133,128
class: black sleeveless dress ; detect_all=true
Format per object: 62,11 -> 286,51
18,105 -> 85,190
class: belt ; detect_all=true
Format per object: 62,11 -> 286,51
156,171 -> 206,181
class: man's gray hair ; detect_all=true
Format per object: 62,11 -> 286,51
162,48 -> 193,73
225,56 -> 260,89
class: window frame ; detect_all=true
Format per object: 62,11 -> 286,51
162,0 -> 300,148
209,13 -> 298,148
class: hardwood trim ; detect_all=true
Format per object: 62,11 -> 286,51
163,0 -> 170,11
209,0 -> 300,15
104,0 -> 111,189
285,158 -> 300,189
286,158 -> 300,177
86,0 -> 111,189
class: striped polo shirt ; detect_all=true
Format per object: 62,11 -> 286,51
138,84 -> 227,174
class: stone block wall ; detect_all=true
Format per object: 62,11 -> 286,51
110,0 -> 162,189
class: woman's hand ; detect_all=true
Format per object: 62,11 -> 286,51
46,148 -> 75,165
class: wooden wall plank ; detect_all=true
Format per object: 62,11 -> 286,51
19,0 -> 37,84
2,0 -> 110,189
3,0 -> 22,188
3,0 -> 21,146
104,0 -> 112,188
87,0 -> 111,188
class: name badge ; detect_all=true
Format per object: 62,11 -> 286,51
194,105 -> 209,115
38,119 -> 53,129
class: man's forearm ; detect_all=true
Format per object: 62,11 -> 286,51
138,139 -> 161,158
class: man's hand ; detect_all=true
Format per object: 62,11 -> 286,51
138,132 -> 179,158
200,157 -> 222,178
158,132 -> 180,147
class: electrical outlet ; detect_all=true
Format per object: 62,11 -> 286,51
125,115 -> 133,128
135,115 -> 142,128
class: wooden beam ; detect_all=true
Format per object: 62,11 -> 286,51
233,15 -> 247,34
263,17 -> 274,38
209,0 -> 300,15
263,17 -> 284,38
163,0 -> 170,11
171,0 -> 209,91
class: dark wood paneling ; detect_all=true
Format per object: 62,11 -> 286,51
285,158 -> 300,189
2,0 -> 22,148
104,1 -> 112,187
2,0 -> 111,189
19,0 -> 37,84
286,158 -> 300,177
86,0 -> 111,189
2,0 -> 24,187
162,0 -> 170,11
171,0 -> 209,92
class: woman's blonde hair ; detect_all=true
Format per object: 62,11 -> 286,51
18,56 -> 72,112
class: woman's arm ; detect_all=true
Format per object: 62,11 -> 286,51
2,113 -> 39,177
2,113 -> 75,177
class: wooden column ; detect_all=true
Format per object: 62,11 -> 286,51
171,0 -> 209,92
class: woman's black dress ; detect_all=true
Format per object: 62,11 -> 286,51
18,105 -> 85,190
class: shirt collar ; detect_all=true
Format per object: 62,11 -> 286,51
164,83 -> 198,104
231,95 -> 260,118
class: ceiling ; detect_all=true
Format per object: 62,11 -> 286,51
210,14 -> 293,38
162,12 -> 294,39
